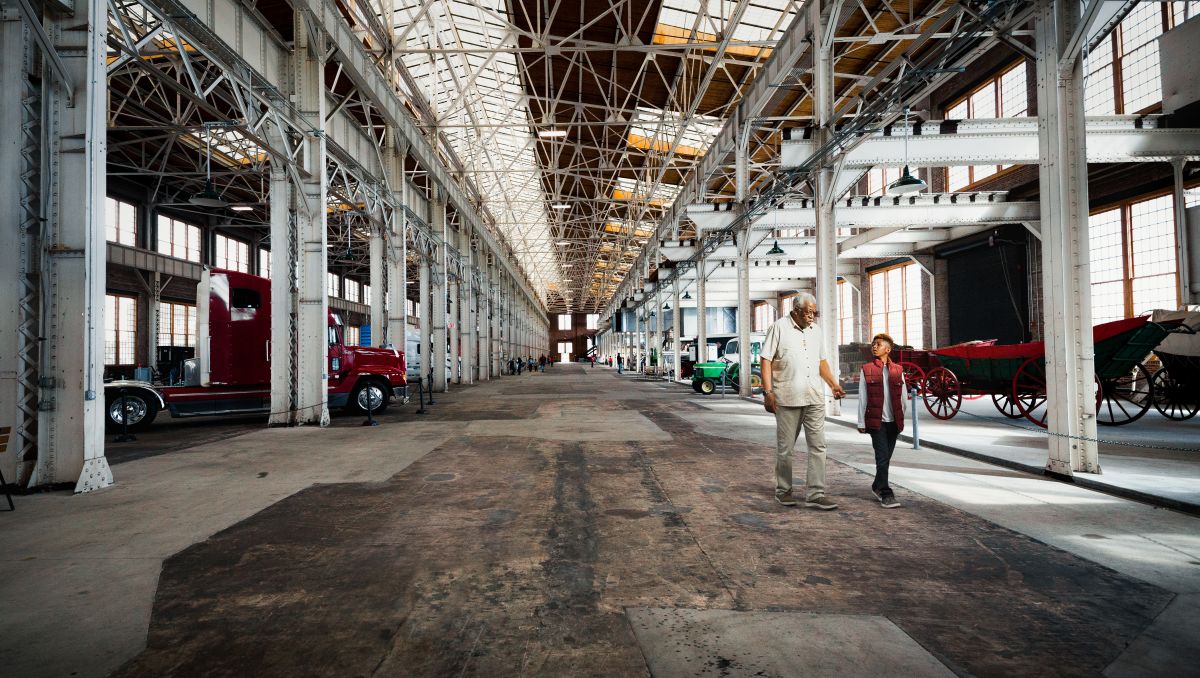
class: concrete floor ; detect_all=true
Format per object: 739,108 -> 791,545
1,363 -> 1197,677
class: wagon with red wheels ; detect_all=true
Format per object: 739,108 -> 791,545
922,316 -> 1182,428
893,340 -> 995,396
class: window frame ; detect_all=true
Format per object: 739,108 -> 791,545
868,261 -> 924,349
943,59 -> 1028,191
105,293 -> 139,366
158,300 -> 197,349
156,215 -> 202,262
557,314 -> 572,331
106,196 -> 138,246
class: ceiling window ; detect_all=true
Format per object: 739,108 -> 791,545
627,107 -> 722,158
345,279 -> 361,304
259,248 -> 272,279
945,61 -> 1027,192
1085,3 -> 1200,115
106,197 -> 137,246
215,234 -> 249,273
157,215 -> 201,262
105,294 -> 138,366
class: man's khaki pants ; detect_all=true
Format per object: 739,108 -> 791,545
774,403 -> 827,501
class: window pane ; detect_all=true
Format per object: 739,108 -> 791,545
1089,208 -> 1124,283
1132,274 -> 1177,315
1129,195 -> 1176,278
947,166 -> 971,191
1091,280 -> 1126,324
969,83 -> 997,118
1084,33 -> 1117,115
999,64 -> 1028,117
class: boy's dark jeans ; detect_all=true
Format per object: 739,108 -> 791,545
869,421 -> 900,494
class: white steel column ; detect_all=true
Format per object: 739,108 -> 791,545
432,195 -> 448,393
385,169 -> 407,349
0,13 -> 35,485
419,242 -> 432,387
697,254 -> 708,362
1035,0 -> 1099,475
291,12 -> 329,427
369,222 -> 385,345
812,0 -> 840,412
672,277 -> 682,381
736,235 -> 752,396
268,142 -> 294,425
462,228 -> 475,384
23,0 -> 112,490
1172,159 -> 1193,306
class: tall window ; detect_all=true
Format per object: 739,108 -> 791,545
865,167 -> 902,196
345,326 -> 360,346
259,248 -> 272,278
557,314 -> 572,330
327,273 -> 340,298
214,234 -> 249,273
838,280 -> 855,345
869,262 -> 924,349
363,284 -> 371,307
157,215 -> 202,262
106,197 -> 137,246
105,294 -> 138,365
158,301 -> 196,348
408,298 -> 418,318
752,302 -> 778,332
586,314 -> 599,330
946,60 -> 1028,191
344,279 -> 361,304
1085,3 -> 1200,115
557,341 -> 572,363
1089,193 -> 1181,322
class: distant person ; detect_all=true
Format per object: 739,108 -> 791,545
590,354 -> 595,368
617,353 -> 624,374
516,357 -> 523,375
539,355 -> 546,372
760,293 -> 846,510
857,334 -> 906,508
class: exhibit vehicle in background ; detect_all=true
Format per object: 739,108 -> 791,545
103,269 -> 407,431
720,333 -> 766,368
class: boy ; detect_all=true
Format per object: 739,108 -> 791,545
856,333 -> 908,509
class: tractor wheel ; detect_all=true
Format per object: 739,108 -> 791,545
698,379 -> 716,395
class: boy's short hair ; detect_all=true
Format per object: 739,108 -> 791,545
872,333 -> 895,348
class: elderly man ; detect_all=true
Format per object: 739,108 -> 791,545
760,293 -> 846,509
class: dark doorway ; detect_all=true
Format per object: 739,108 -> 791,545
943,225 -> 1030,345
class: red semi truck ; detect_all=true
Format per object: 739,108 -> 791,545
103,269 -> 407,431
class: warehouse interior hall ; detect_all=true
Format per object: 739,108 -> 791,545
2,0 -> 1200,675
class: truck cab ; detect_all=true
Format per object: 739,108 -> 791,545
722,333 -> 766,366
104,269 -> 406,431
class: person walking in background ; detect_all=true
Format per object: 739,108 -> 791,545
617,353 -> 624,374
539,355 -> 546,372
857,333 -> 907,509
760,293 -> 846,510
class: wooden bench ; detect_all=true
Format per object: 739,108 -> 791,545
0,426 -> 13,510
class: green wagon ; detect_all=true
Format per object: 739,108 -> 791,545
923,316 -> 1180,428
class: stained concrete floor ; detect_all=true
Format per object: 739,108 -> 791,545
2,363 -> 1198,677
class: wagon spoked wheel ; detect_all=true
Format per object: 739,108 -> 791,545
991,392 -> 1022,419
1013,357 -> 1049,428
1097,363 -> 1152,426
896,362 -> 925,395
1151,367 -> 1200,420
922,367 -> 962,420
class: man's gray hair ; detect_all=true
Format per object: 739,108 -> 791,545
791,292 -> 818,311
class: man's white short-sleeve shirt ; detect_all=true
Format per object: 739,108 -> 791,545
760,314 -> 827,407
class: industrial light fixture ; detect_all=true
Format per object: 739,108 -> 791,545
551,203 -> 570,209
556,240 -> 571,246
888,106 -> 927,195
766,240 -> 785,255
230,205 -> 255,212
189,128 -> 228,208
538,128 -> 568,138
682,291 -> 692,300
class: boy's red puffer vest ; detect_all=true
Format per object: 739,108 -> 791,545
863,359 -> 905,432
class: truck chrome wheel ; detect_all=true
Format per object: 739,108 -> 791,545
351,381 -> 390,415
105,391 -> 158,432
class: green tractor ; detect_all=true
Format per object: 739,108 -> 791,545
691,360 -> 763,395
